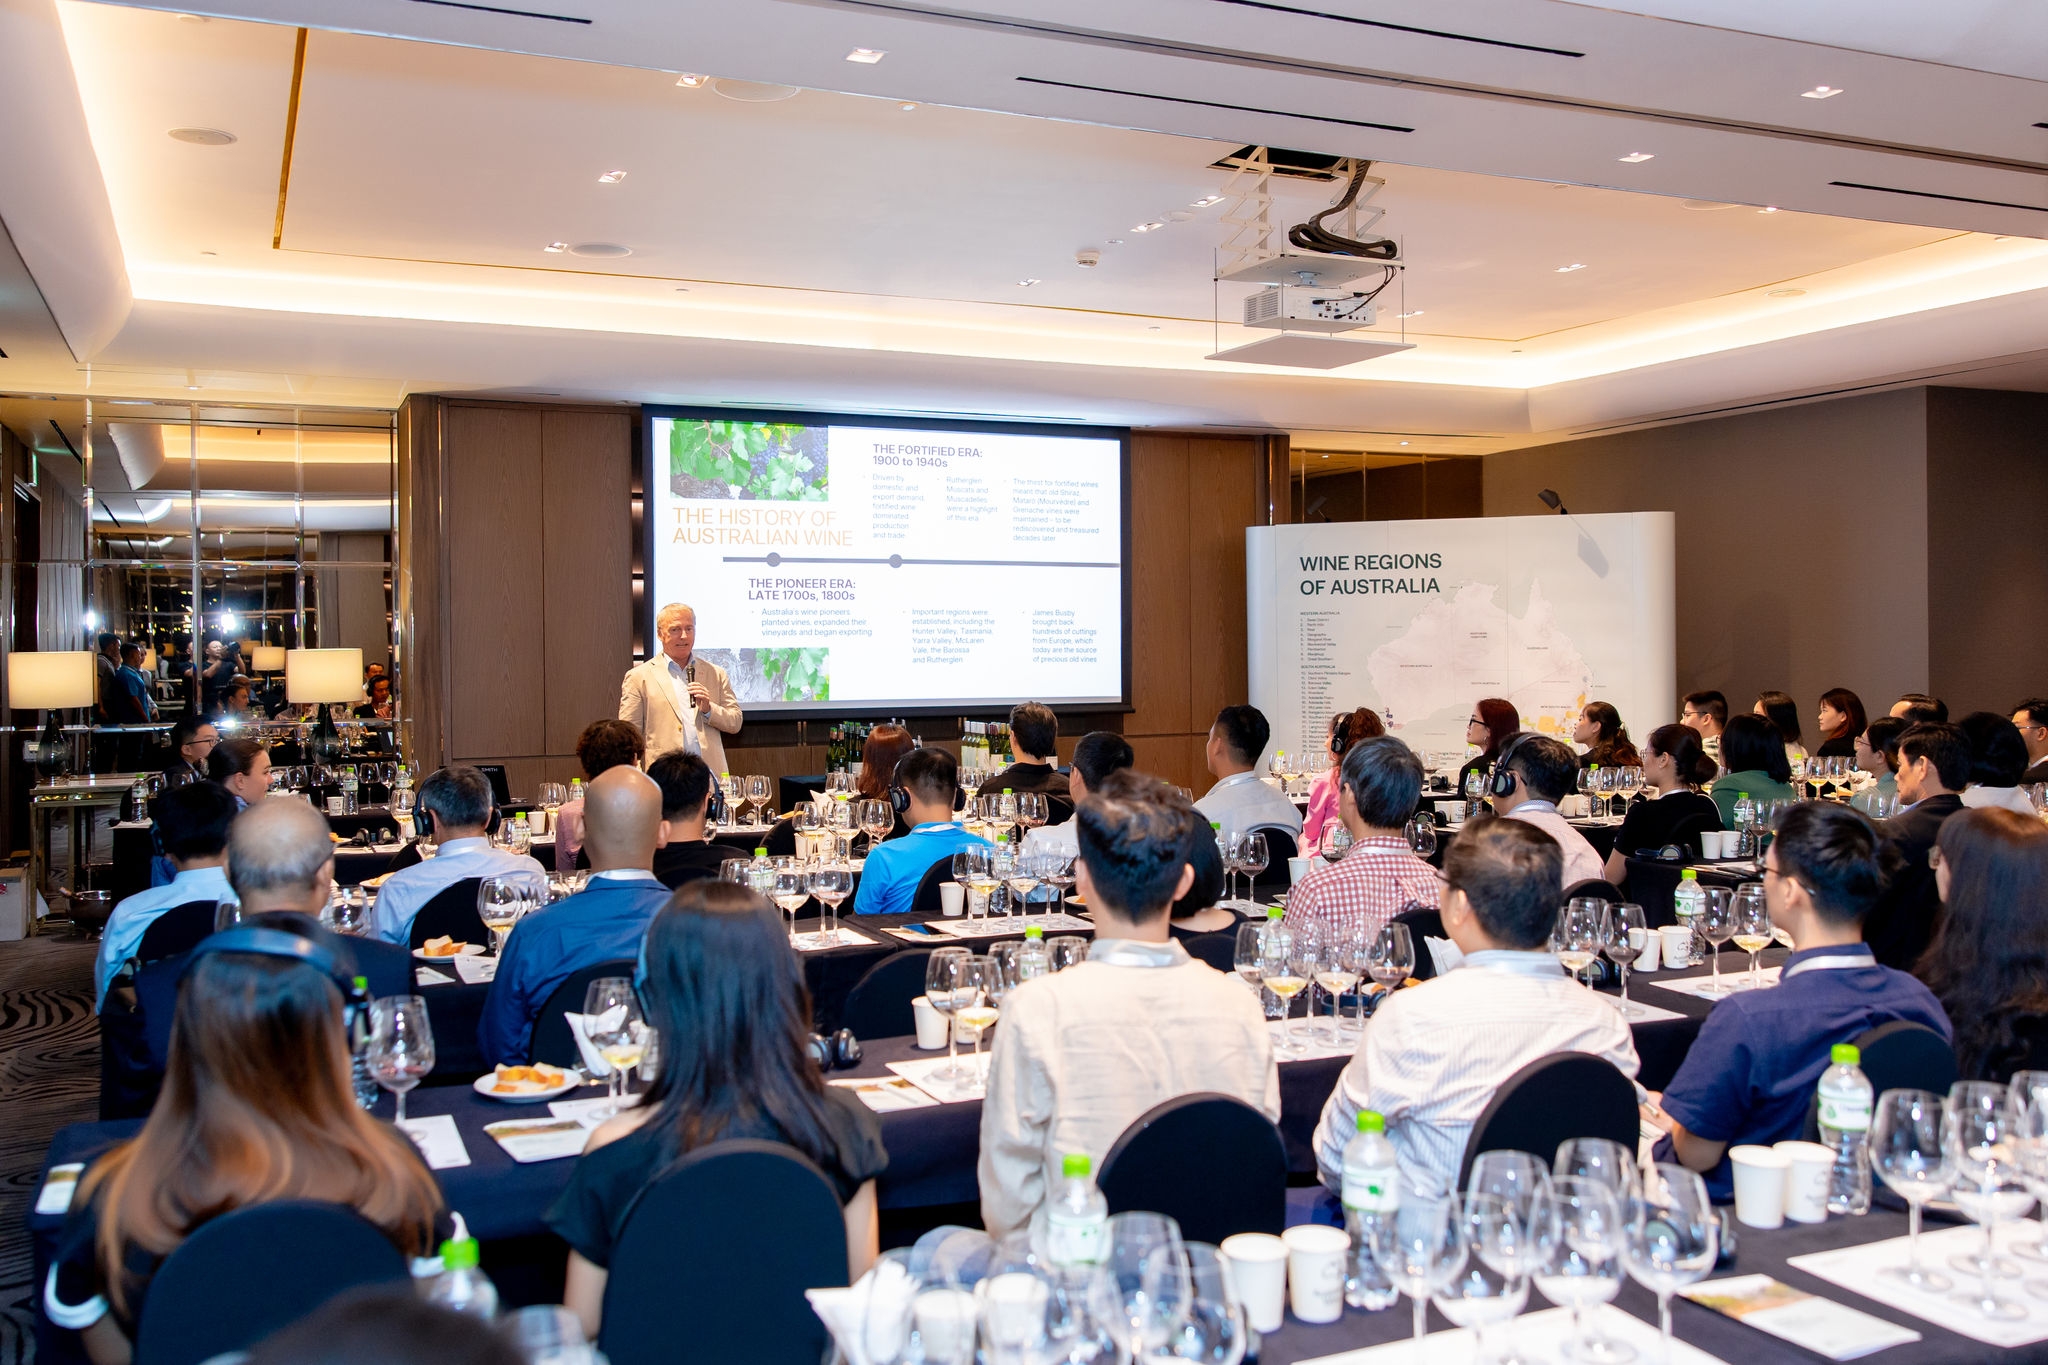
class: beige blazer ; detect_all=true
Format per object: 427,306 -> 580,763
618,655 -> 743,772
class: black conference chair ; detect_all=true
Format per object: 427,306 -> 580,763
601,1140 -> 848,1365
407,877 -> 488,948
134,900 -> 224,965
1180,930 -> 1238,975
759,817 -> 799,859
1389,907 -> 1449,981
134,1201 -> 409,1365
385,840 -> 425,875
98,983 -> 158,1120
1801,1020 -> 1958,1141
841,949 -> 935,1040
530,958 -> 640,1067
1099,1094 -> 1286,1244
1563,879 -> 1627,905
1456,1052 -> 1639,1192
1248,827 -> 1299,890
909,858 -> 957,919
1619,856 -> 1684,928
1665,812 -> 1723,863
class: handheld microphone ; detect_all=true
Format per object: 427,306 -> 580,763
686,661 -> 696,684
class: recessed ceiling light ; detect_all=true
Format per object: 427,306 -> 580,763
674,286 -> 689,292
1131,222 -> 1164,233
898,102 -> 918,111
1766,287 -> 1806,297
598,169 -> 627,184
168,127 -> 236,145
1397,310 -> 1423,318
846,48 -> 886,63
1189,195 -> 1224,208
570,242 -> 632,258
200,250 -> 217,257
1017,278 -> 1041,287
1758,206 -> 1780,214
1617,152 -> 1654,163
711,79 -> 800,103
1555,263 -> 1586,273
1801,85 -> 1843,99
1146,325 -> 1162,331
674,73 -> 707,87
543,241 -> 568,253
1107,239 -> 1124,246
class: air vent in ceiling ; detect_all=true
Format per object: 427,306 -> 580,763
1199,0 -> 1584,57
404,0 -> 591,23
1015,78 -> 1412,135
1829,181 -> 2045,213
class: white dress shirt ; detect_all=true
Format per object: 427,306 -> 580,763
1021,816 -> 1078,858
1312,949 -> 1641,1199
978,938 -> 1280,1241
1503,801 -> 1606,888
94,864 -> 233,1007
1195,771 -> 1304,844
1962,784 -> 2038,815
663,658 -> 701,757
371,837 -> 549,943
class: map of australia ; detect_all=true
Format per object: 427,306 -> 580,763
1366,580 -> 1593,733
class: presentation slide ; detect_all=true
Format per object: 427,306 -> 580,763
645,410 -> 1127,713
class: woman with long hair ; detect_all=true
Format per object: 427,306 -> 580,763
1604,723 -> 1721,878
48,948 -> 445,1363
1707,714 -> 1798,826
550,883 -> 887,1338
854,723 -> 918,841
1754,690 -> 1808,768
1573,701 -> 1640,770
1301,707 -> 1384,852
1813,688 -> 1866,759
1917,808 -> 2048,1082
1956,711 -> 2038,815
1455,698 -> 1521,802
205,735 -> 271,808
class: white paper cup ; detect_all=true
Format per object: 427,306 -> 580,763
1219,1232 -> 1289,1334
1775,1141 -> 1834,1223
938,883 -> 965,917
1281,1225 -> 1347,1325
911,995 -> 950,1050
1287,856 -> 1310,886
1439,799 -> 1467,826
1658,925 -> 1693,969
1729,1145 -> 1791,1228
1712,831 -> 1737,858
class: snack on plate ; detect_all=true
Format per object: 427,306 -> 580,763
489,1063 -> 569,1095
421,936 -> 466,957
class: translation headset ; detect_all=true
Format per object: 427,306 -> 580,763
889,783 -> 969,814
412,804 -> 503,840
1330,711 -> 1360,757
1488,732 -> 1536,800
177,922 -> 370,1010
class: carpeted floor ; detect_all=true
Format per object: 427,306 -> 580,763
0,935 -> 99,1365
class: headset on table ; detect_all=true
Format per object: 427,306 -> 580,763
178,922 -> 369,1010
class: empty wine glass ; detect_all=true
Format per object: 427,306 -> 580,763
860,798 -> 895,851
1048,934 -> 1088,973
1537,1177 -> 1632,1364
1171,1242 -> 1247,1365
1017,791 -> 1048,839
1371,1192 -> 1469,1347
2006,1072 -> 2048,1268
745,774 -> 771,824
1605,903 -> 1647,1018
365,995 -> 435,1124
1696,891 -> 1735,997
1443,1192 -> 1534,1365
807,862 -> 853,941
1555,1138 -> 1641,1199
1404,813 -> 1439,858
581,977 -> 640,1120
1340,928 -> 1374,1037
1101,1213 -> 1187,1360
924,948 -> 973,1082
1233,919 -> 1268,994
1234,832 -> 1270,906
1871,1088 -> 1955,1293
1946,1079 -> 2035,1320
1622,1165 -> 1718,1364
1040,854 -> 1077,912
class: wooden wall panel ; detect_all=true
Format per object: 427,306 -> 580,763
1128,434 -> 1192,741
444,405 -> 546,761
541,409 -> 634,753
1185,438 -> 1254,731
395,395 -> 447,770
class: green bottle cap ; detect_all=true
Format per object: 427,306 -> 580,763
352,975 -> 368,990
1025,926 -> 1043,939
439,1237 -> 480,1269
754,847 -> 768,857
1739,791 -> 1750,799
1680,868 -> 1698,880
1357,1110 -> 1386,1134
1062,1153 -> 1091,1178
1832,1044 -> 1860,1066
1211,821 -> 1222,832
1267,906 -> 1284,920
1003,787 -> 1013,795
1588,764 -> 1599,770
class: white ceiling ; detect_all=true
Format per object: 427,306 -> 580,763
0,0 -> 2044,453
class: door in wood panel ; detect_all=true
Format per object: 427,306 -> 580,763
541,410 -> 634,754
444,406 -> 547,760
1127,435 -> 1192,738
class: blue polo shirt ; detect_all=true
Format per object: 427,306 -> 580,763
851,822 -> 992,917
1655,943 -> 1951,1199
477,871 -> 671,1066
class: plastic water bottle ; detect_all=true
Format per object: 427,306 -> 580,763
1340,1111 -> 1402,1310
511,811 -> 531,853
341,765 -> 360,812
348,977 -> 379,1110
1017,926 -> 1050,981
1818,1043 -> 1874,1215
747,847 -> 776,898
423,1226 -> 499,1320
1731,793 -> 1756,856
1671,869 -> 1705,968
568,778 -> 584,805
1045,1153 -> 1109,1269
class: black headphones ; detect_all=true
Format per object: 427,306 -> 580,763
889,784 -> 911,814
807,1027 -> 864,1072
413,805 -> 501,840
1330,712 -> 1354,757
179,923 -> 368,1008
1489,732 -> 1535,799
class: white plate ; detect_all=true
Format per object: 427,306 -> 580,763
472,1070 -> 579,1103
413,943 -> 486,960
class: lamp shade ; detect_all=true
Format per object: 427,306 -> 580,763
251,645 -> 287,672
285,648 -> 364,704
8,651 -> 98,709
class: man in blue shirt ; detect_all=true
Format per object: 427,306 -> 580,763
107,644 -> 158,725
95,781 -> 237,1007
852,746 -> 991,917
1652,801 -> 1951,1198
479,766 -> 672,1066
371,764 -> 547,943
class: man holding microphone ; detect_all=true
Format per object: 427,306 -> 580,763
619,603 -> 743,771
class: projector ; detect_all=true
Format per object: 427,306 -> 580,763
1242,286 -> 1378,333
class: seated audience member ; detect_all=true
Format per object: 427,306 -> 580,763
95,782 -> 237,1007
206,735 -> 273,808
161,714 -> 219,783
1194,704 -> 1301,843
850,747 -> 990,916
480,768 -> 671,1066
217,799 -> 411,996
1605,724 -> 1721,878
548,883 -> 887,1339
1573,701 -> 1639,770
217,676 -> 255,724
1313,817 -> 1640,1200
1957,711 -> 2037,814
1891,693 -> 1948,724
1457,699 -> 1521,800
646,751 -> 741,889
1023,730 -> 1134,858
1917,808 -> 2048,1082
1490,735 -> 1605,887
1680,691 -> 1728,771
977,701 -> 1071,803
980,773 -> 1278,1238
1814,688 -> 1866,759
854,723 -> 918,841
1850,716 -> 1906,814
554,719 -> 648,873
49,930 -> 447,1362
2014,699 -> 2048,785
1707,715 -> 1798,826
353,674 -> 394,720
1167,828 -> 1235,938
1285,736 -> 1441,943
1866,722 -> 1971,970
371,765 -> 546,944
1755,690 -> 1808,769
1654,802 -> 1950,1198
1302,709 -> 1385,851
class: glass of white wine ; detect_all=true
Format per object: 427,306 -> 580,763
1730,885 -> 1773,990
1552,902 -> 1604,988
772,864 -> 812,946
965,853 -> 1002,922
581,977 -> 641,1120
953,955 -> 1002,1077
1314,937 -> 1360,1045
1260,921 -> 1310,1055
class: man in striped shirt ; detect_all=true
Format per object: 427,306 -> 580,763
1283,736 -> 1442,946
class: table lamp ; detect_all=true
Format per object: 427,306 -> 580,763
251,645 -> 286,673
8,651 -> 97,777
286,647 -> 364,762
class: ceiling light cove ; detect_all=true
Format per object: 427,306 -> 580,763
597,169 -> 627,184
845,48 -> 886,63
1555,263 -> 1586,273
1801,86 -> 1844,99
1617,152 -> 1654,163
167,127 -> 235,145
1131,221 -> 1163,233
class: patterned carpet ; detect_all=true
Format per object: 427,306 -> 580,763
0,934 -> 99,1365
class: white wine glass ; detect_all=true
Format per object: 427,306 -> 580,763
1871,1088 -> 1955,1293
807,863 -> 853,941
1371,1192 -> 1468,1347
366,995 -> 436,1124
1946,1080 -> 2034,1320
772,864 -> 812,946
1537,1177 -> 1633,1364
1730,885 -> 1773,989
952,956 -> 1000,1077
1259,921 -> 1306,1055
1552,901 -> 1604,988
1314,937 -> 1359,1045
924,948 -> 973,1082
476,873 -> 525,956
1622,1165 -> 1718,1364
582,976 -> 641,1120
